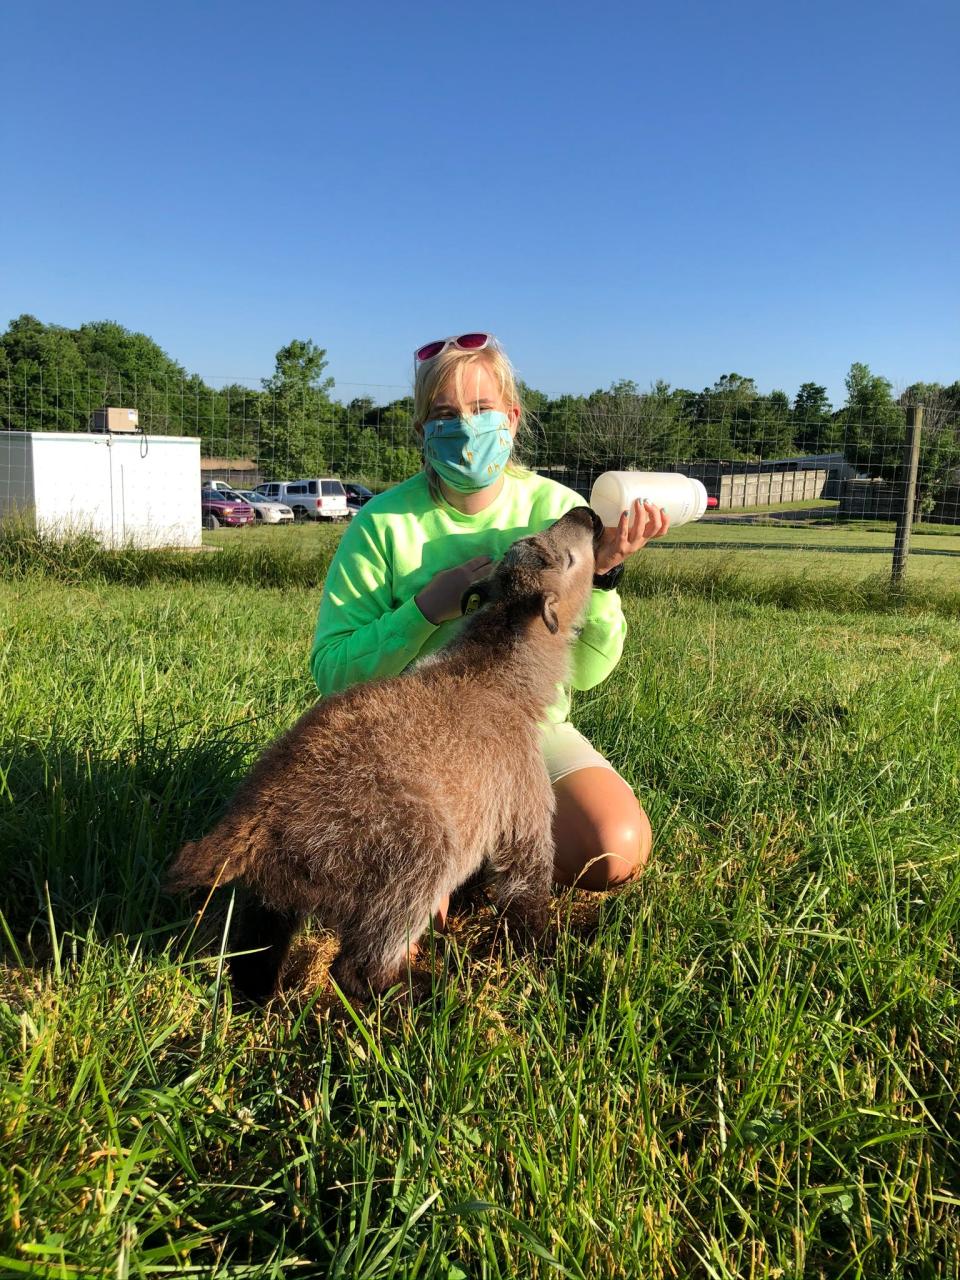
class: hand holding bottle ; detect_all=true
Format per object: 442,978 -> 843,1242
594,500 -> 670,575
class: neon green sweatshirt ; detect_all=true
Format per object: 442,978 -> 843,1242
309,469 -> 626,724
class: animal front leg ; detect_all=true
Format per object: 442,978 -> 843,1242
488,832 -> 554,939
331,905 -> 432,998
229,893 -> 303,1002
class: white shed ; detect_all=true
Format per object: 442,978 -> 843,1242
0,431 -> 202,549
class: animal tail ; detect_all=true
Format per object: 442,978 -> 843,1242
165,816 -> 262,893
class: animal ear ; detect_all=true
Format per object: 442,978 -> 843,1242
540,591 -> 560,634
461,575 -> 501,616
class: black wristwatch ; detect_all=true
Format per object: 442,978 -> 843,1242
592,562 -> 625,591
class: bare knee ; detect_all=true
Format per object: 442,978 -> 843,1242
579,806 -> 651,890
553,770 -> 653,891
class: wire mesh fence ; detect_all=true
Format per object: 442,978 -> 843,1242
1,365 -> 959,578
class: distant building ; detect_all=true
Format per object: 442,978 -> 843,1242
199,457 -> 261,489
683,453 -> 856,499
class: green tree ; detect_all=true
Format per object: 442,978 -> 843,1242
210,383 -> 265,462
688,374 -> 759,460
258,340 -> 336,478
900,381 -> 960,516
750,389 -> 796,458
791,383 -> 835,454
75,319 -> 186,390
1,314 -> 88,430
375,396 -> 414,432
537,392 -> 589,470
514,380 -> 551,468
565,379 -> 691,472
0,314 -> 197,434
840,362 -> 904,478
344,396 -> 378,428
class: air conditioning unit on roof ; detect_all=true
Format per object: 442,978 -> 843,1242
89,407 -> 141,434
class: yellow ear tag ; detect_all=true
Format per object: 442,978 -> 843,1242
463,592 -> 482,615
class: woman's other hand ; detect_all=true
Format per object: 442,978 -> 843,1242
594,500 -> 670,576
415,555 -> 494,625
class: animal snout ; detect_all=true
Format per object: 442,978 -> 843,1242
556,505 -> 603,539
566,504 -> 605,547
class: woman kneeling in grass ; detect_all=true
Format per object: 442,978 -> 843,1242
310,333 -> 668,924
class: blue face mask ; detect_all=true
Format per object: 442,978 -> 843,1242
422,410 -> 514,492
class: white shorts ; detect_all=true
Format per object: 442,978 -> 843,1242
540,721 -> 619,786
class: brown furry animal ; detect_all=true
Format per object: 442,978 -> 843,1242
167,505 -> 604,999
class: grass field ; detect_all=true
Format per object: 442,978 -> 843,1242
670,523 -> 960,556
1,527 -> 959,1277
199,519 -> 960,608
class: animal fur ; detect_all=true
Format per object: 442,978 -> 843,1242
167,505 -> 604,999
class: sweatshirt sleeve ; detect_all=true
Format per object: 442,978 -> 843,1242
569,585 -> 627,690
532,481 -> 628,692
310,515 -> 437,696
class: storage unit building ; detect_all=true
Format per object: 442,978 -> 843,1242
0,431 -> 202,548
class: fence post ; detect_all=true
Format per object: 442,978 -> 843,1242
891,405 -> 923,586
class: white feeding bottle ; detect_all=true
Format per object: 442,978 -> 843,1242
590,471 -> 709,528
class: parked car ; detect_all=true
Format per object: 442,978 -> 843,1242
343,482 -> 374,515
254,478 -> 349,522
201,487 -> 255,529
233,489 -> 295,524
209,481 -> 294,524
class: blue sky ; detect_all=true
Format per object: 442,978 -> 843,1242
2,0 -> 957,406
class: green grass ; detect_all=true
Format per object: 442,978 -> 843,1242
1,531 -> 959,1277
672,520 -> 960,555
710,500 -> 960,537
641,545 -> 960,600
197,514 -> 960,588
199,521 -> 960,608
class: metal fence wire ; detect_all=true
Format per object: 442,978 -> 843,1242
1,368 -> 958,581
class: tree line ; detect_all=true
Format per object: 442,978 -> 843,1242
2,315 -> 958,494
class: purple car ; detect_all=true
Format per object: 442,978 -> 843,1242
201,487 -> 255,529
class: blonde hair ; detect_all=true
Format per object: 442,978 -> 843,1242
412,341 -> 532,494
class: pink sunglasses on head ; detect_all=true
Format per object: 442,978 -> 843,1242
415,332 -> 495,363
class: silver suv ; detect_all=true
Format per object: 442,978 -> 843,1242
254,478 -> 349,522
